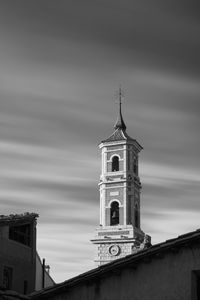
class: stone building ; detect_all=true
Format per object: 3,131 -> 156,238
91,93 -> 151,265
0,213 -> 54,294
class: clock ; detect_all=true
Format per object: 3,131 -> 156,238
109,244 -> 120,256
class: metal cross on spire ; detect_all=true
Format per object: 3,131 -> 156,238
118,85 -> 123,105
116,84 -> 124,106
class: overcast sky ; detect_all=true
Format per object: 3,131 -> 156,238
0,0 -> 200,283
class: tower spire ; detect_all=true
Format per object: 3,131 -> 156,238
114,86 -> 126,131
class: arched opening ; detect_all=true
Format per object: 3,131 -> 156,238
133,157 -> 138,175
110,201 -> 119,225
134,206 -> 139,228
112,156 -> 119,172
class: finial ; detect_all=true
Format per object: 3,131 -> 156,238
119,85 -> 122,106
114,86 -> 126,131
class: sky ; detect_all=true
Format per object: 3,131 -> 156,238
0,0 -> 200,283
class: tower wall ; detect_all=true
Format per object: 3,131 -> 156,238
92,139 -> 150,266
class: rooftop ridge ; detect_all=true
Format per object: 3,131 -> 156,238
0,212 -> 39,225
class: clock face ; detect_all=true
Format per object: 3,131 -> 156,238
109,244 -> 120,256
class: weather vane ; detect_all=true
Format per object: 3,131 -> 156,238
114,84 -> 125,107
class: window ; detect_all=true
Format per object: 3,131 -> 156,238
127,151 -> 130,171
192,271 -> 200,300
110,201 -> 119,225
3,266 -> 13,290
197,275 -> 200,300
9,224 -> 31,246
112,156 -> 119,172
24,280 -> 28,295
135,205 -> 139,228
128,196 -> 132,224
133,157 -> 138,174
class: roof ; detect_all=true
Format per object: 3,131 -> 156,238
101,99 -> 141,147
30,228 -> 200,299
114,100 -> 126,131
0,213 -> 39,226
102,128 -> 137,143
0,289 -> 30,300
101,128 -> 143,151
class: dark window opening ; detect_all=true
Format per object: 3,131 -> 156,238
112,156 -> 119,172
133,157 -> 138,175
197,275 -> 200,300
135,208 -> 139,228
24,280 -> 28,295
3,266 -> 13,290
192,271 -> 200,300
128,196 -> 132,224
127,151 -> 130,171
110,201 -> 119,225
9,224 -> 31,247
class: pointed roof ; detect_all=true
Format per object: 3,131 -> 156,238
102,88 -> 139,145
114,99 -> 126,131
100,90 -> 142,151
102,128 -> 135,143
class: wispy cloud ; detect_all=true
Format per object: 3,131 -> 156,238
0,0 -> 199,282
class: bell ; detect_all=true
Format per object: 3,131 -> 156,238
112,211 -> 117,218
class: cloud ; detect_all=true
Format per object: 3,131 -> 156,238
0,0 -> 200,282
1,0 -> 200,76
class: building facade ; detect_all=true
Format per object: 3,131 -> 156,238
0,213 -> 38,294
91,95 -> 150,266
0,213 -> 54,294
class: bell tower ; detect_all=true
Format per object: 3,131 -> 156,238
91,89 -> 151,266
